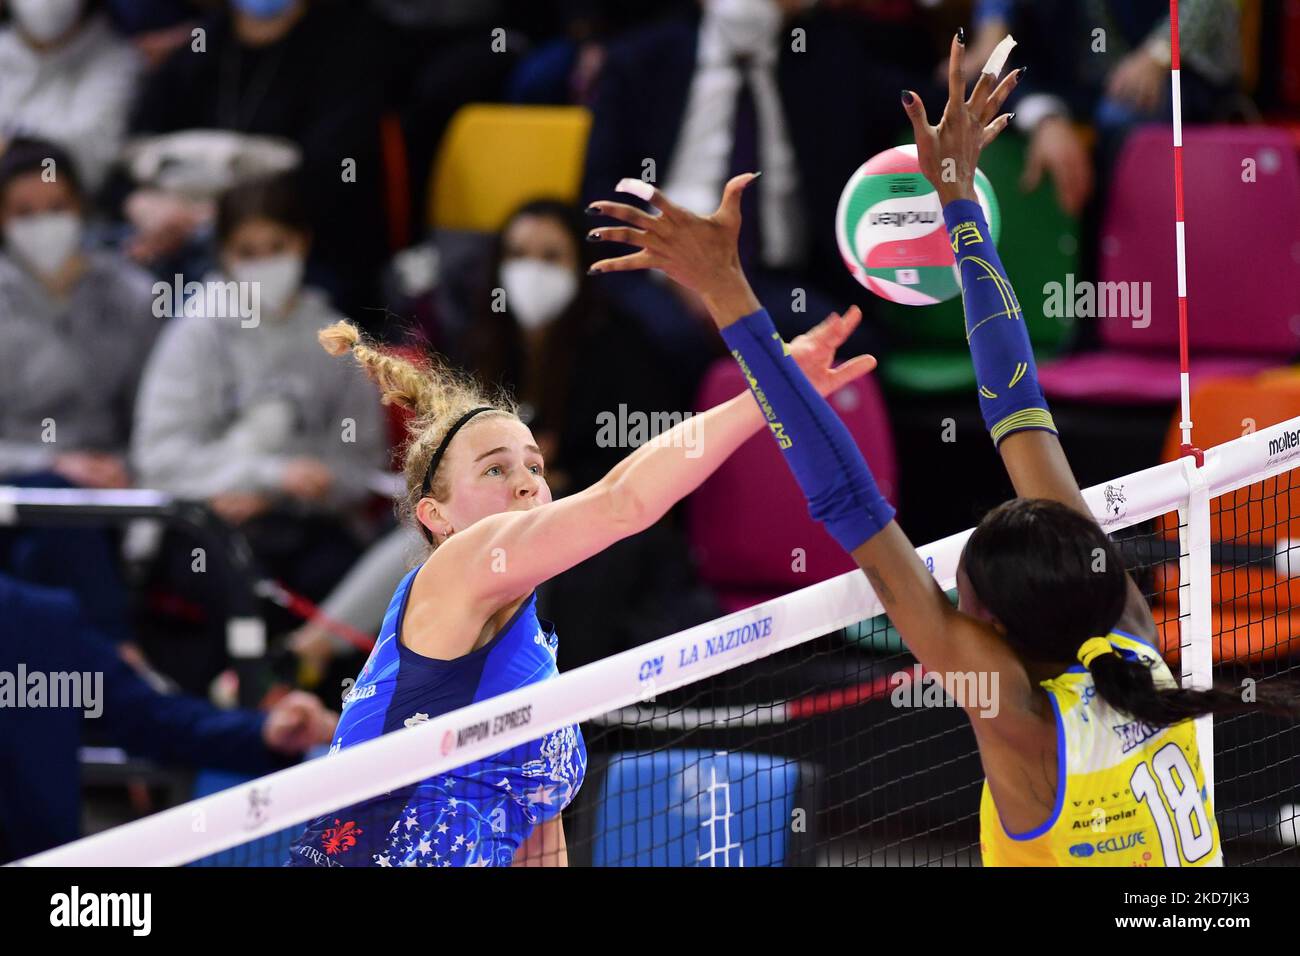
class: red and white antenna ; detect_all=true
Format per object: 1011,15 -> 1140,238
1170,0 -> 1203,465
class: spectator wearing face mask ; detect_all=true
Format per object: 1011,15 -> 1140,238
462,199 -> 689,496
130,174 -> 387,650
0,0 -> 143,195
125,0 -> 389,319
461,198 -> 723,668
0,138 -> 162,647
289,199 -> 727,680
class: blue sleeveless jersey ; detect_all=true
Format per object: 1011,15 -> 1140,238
288,567 -> 586,867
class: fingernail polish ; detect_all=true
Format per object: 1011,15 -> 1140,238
584,204 -> 600,216
1008,112 -> 1016,122
957,27 -> 966,45
901,89 -> 914,105
587,266 -> 601,275
586,231 -> 603,242
751,170 -> 763,179
1018,66 -> 1028,79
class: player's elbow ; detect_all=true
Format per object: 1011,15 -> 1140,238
600,474 -> 655,538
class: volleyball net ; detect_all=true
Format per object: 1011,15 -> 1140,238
14,416 -> 1300,867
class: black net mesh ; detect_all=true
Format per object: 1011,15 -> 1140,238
1206,468 -> 1300,865
143,470 -> 1300,867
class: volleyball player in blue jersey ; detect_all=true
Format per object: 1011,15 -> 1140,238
286,269 -> 876,867
586,34 -> 1300,866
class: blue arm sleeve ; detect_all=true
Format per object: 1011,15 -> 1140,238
944,198 -> 1059,446
719,309 -> 895,552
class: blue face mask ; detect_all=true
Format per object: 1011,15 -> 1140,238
231,0 -> 295,20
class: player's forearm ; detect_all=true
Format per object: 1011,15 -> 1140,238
850,521 -> 973,668
946,199 -> 1058,446
720,308 -> 895,551
936,180 -> 978,207
603,390 -> 764,530
698,263 -> 763,330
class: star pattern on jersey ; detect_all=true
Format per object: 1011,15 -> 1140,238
346,725 -> 584,867
291,574 -> 589,869
525,784 -> 557,807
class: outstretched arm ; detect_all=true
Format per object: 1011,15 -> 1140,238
904,35 -> 1075,506
434,288 -> 876,634
586,174 -> 1039,725
902,34 -> 1154,634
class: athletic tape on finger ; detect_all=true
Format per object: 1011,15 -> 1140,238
615,178 -> 656,202
982,34 -> 1017,77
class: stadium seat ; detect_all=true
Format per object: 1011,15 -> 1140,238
687,358 -> 897,614
877,131 -> 1080,396
590,750 -> 815,866
1038,126 -> 1300,405
1149,374 -> 1300,665
426,104 -> 592,232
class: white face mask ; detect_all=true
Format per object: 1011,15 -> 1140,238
4,211 -> 83,278
500,258 -> 578,330
10,0 -> 84,45
229,252 -> 305,321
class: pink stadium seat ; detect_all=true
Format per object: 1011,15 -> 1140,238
1038,125 -> 1300,404
687,358 -> 898,614
1036,352 -> 1278,404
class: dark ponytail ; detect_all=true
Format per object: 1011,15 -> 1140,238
964,497 -> 1300,728
1087,651 -> 1300,728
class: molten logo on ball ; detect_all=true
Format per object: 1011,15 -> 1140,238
836,144 -> 1000,306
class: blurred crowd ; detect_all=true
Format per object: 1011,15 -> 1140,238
0,0 -> 1282,858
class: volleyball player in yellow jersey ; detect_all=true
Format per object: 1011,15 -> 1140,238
585,32 -> 1300,866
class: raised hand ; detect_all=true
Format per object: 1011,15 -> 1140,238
587,177 -> 876,388
787,306 -> 878,398
901,32 -> 1022,206
585,174 -> 762,325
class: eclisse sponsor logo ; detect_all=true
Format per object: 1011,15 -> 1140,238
1067,831 -> 1146,857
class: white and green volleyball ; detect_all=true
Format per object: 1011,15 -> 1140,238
836,144 -> 1000,306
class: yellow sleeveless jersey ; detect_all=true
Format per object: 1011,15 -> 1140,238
980,630 -> 1221,867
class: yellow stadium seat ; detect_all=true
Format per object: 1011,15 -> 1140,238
426,104 -> 592,232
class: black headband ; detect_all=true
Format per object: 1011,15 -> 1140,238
421,406 -> 496,496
